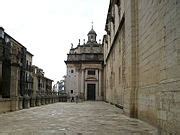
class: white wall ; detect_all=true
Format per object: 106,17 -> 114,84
66,66 -> 79,98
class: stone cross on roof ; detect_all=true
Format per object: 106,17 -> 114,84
91,21 -> 93,29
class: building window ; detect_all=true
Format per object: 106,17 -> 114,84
25,73 -> 27,81
71,70 -> 74,73
71,90 -> 73,94
26,61 -> 28,69
88,70 -> 95,75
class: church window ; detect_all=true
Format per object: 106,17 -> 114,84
71,90 -> 73,94
71,69 -> 74,73
88,70 -> 95,75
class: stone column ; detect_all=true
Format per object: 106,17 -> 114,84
81,69 -> 84,100
98,69 -> 102,100
0,37 -> 3,97
0,61 -> 2,97
31,81 -> 36,107
10,66 -> 19,111
84,82 -> 87,101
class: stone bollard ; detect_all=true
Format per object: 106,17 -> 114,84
36,95 -> 41,106
51,96 -> 54,103
30,96 -> 36,107
18,96 -> 23,110
45,95 -> 48,104
23,95 -> 30,109
55,96 -> 57,102
41,96 -> 45,105
10,96 -> 19,111
50,96 -> 53,104
48,96 -> 50,104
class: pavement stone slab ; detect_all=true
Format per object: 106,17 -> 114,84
0,102 -> 158,135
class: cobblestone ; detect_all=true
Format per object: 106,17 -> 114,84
0,102 -> 157,135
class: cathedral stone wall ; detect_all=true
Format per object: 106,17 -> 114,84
137,0 -> 180,134
104,0 -> 180,134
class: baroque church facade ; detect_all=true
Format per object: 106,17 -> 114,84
65,27 -> 104,101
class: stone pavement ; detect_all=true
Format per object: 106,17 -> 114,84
0,102 -> 157,135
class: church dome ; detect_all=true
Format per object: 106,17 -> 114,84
88,28 -> 97,36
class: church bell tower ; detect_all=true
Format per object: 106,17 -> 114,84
87,23 -> 97,44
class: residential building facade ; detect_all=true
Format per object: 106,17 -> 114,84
0,27 -> 57,113
32,66 -> 54,105
53,80 -> 65,93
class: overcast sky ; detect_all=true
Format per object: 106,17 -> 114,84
0,0 -> 109,82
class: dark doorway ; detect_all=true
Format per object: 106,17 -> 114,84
87,84 -> 96,100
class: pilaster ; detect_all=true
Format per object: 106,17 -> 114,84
130,0 -> 139,118
10,66 -> 20,111
98,69 -> 102,100
81,69 -> 84,94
